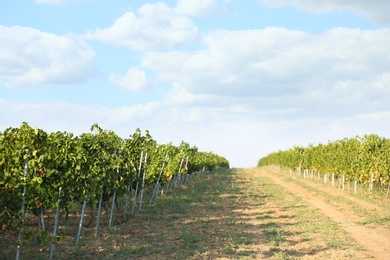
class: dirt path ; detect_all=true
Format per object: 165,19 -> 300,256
3,168 -> 389,259
257,167 -> 390,260
272,169 -> 389,218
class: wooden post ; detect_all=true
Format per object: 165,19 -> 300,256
139,152 -> 148,211
76,198 -> 88,245
50,186 -> 62,260
95,192 -> 103,236
16,152 -> 29,260
332,173 -> 335,187
132,150 -> 144,214
369,173 -> 374,198
108,190 -> 117,228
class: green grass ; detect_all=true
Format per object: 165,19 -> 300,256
247,172 -> 363,259
1,168 -> 374,259
271,168 -> 390,229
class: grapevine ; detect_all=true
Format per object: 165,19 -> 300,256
0,122 -> 229,257
258,134 -> 390,190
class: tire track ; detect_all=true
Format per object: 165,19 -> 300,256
258,168 -> 390,260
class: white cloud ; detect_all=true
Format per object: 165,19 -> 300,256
2,97 -> 390,168
142,27 -> 390,118
163,87 -> 212,105
109,67 -> 154,92
107,102 -> 161,123
259,0 -> 390,24
35,0 -> 68,5
166,107 -> 206,123
143,28 -> 308,96
175,0 -> 222,16
3,2 -> 390,168
0,25 -> 96,87
0,99 -> 161,134
85,3 -> 200,51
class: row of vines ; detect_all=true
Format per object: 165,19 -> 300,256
0,122 -> 229,259
258,134 -> 390,195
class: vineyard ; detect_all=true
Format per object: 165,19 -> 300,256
258,134 -> 390,199
0,122 -> 229,259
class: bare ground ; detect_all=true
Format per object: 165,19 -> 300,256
257,167 -> 390,260
127,167 -> 390,259
2,167 -> 390,259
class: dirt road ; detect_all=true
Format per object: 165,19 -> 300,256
256,167 -> 390,260
4,167 -> 389,259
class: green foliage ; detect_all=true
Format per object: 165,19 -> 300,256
258,134 -> 390,186
0,122 -> 229,231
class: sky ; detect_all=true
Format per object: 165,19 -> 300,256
1,0 -> 390,168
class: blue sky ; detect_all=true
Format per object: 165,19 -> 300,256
1,0 -> 390,167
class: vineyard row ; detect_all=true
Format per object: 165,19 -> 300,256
0,122 -> 229,258
257,134 -> 390,190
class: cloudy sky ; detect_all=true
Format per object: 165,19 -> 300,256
1,0 -> 390,167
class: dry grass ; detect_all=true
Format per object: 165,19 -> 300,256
1,168 -> 377,259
